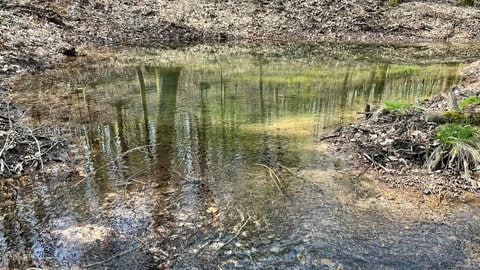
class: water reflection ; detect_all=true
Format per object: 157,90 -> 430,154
3,49 -> 479,269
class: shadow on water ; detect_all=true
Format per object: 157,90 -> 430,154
2,44 -> 480,269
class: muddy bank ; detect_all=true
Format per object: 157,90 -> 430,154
2,0 -> 480,75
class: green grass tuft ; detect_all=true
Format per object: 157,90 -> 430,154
389,0 -> 401,6
460,0 -> 475,6
428,123 -> 480,187
383,100 -> 420,112
459,96 -> 480,109
435,123 -> 478,145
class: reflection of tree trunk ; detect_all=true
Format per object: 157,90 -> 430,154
157,67 -> 181,125
84,90 -> 96,124
195,104 -> 217,210
155,67 -> 181,176
114,100 -> 128,154
374,64 -> 389,101
198,95 -> 209,176
259,63 -> 265,120
136,67 -> 151,152
220,66 -> 225,112
258,134 -> 277,167
339,67 -> 351,108
155,68 -> 162,112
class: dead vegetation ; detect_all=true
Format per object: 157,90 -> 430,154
322,85 -> 480,197
0,101 -> 71,179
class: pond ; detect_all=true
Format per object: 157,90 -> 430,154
2,44 -> 480,269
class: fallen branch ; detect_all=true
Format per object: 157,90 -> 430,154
316,133 -> 339,141
278,163 -> 306,182
256,163 -> 286,197
0,130 -> 15,161
216,214 -> 251,252
83,244 -> 141,268
25,126 -> 44,170
362,152 -> 391,173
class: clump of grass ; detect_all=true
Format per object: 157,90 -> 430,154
443,110 -> 467,124
442,110 -> 480,125
459,95 -> 480,109
427,123 -> 480,187
383,100 -> 420,113
389,0 -> 401,6
435,123 -> 478,144
459,0 -> 475,6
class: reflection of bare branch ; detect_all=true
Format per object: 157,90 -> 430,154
74,143 -> 159,187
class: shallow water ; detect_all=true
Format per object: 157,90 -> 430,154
2,44 -> 480,269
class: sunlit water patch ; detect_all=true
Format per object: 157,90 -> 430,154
2,44 -> 480,269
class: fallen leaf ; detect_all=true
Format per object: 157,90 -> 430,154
206,205 -> 218,214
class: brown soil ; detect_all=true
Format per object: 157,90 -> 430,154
1,0 -> 480,198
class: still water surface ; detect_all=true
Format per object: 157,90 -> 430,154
2,45 -> 480,269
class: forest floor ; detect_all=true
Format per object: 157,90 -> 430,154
1,0 -> 480,199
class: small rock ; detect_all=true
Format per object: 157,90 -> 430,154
59,47 -> 78,56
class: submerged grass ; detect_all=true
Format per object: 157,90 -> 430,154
242,115 -> 315,138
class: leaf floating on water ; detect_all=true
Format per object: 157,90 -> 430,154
77,166 -> 87,177
206,205 -> 219,214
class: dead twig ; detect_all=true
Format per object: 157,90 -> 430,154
278,163 -> 306,182
362,152 -> 391,173
216,214 -> 251,253
256,163 -> 286,197
316,133 -> 338,141
354,162 -> 372,180
25,126 -> 44,170
83,244 -> 142,268
0,130 -> 15,161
